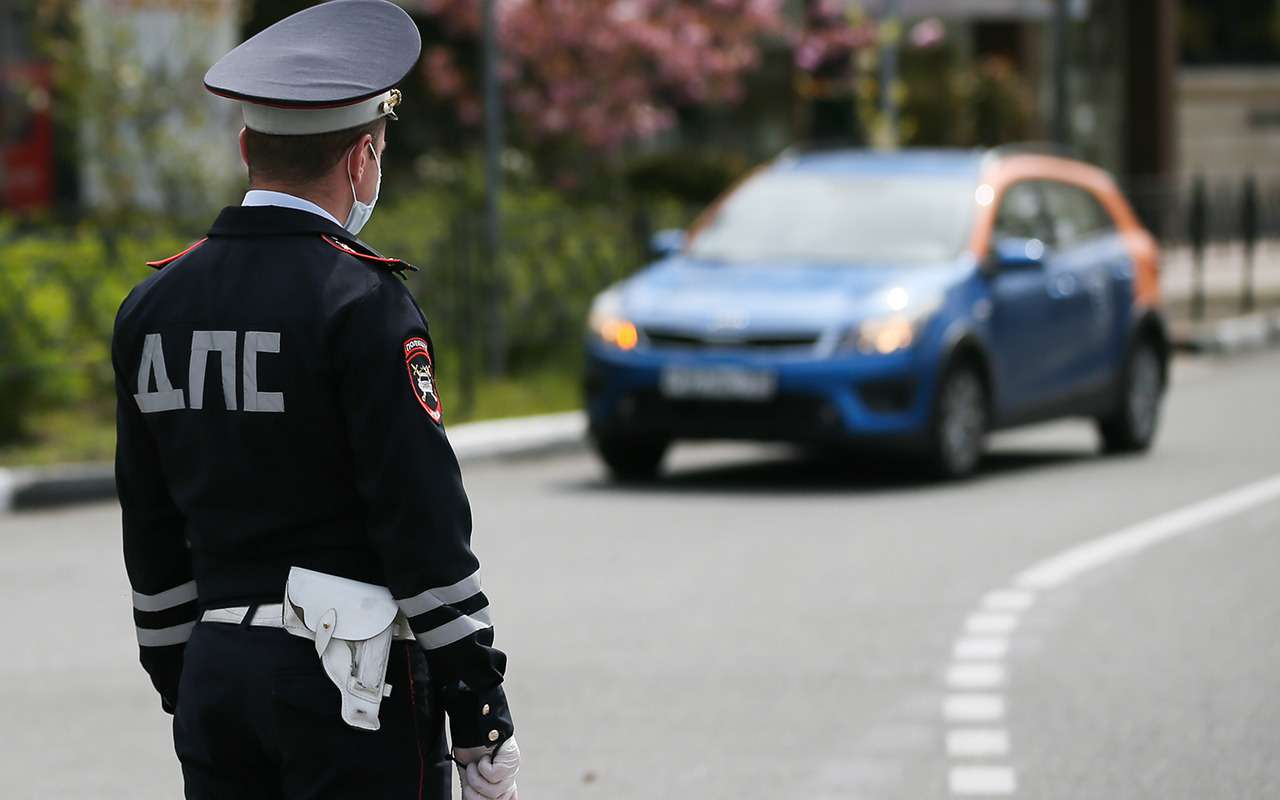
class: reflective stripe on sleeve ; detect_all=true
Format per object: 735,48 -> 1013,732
397,571 -> 483,617
132,580 -> 198,612
413,606 -> 492,650
136,621 -> 196,647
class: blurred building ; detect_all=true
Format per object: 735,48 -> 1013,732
1178,0 -> 1280,178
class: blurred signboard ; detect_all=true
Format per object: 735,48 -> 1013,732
78,0 -> 241,215
0,63 -> 53,213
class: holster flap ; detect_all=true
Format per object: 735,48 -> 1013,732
283,567 -> 399,641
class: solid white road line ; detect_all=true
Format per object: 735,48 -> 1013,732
946,663 -> 1007,689
1016,473 -> 1280,590
965,613 -> 1019,635
943,694 -> 1005,722
982,590 -> 1035,611
953,637 -> 1010,660
946,729 -> 1010,758
949,766 -> 1017,795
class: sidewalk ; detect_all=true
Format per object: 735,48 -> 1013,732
0,411 -> 588,513
1161,238 -> 1280,352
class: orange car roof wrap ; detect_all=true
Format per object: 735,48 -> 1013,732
972,154 -> 1160,308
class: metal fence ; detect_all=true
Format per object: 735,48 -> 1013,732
1125,173 -> 1280,319
397,205 -> 681,416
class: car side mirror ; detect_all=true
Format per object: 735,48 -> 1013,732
649,228 -> 686,259
985,237 -> 1047,275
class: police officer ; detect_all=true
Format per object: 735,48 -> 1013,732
112,2 -> 518,797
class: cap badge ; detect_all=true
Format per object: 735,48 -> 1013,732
380,89 -> 402,119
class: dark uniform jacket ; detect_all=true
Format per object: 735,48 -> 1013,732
112,204 -> 512,748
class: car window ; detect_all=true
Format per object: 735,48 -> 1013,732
993,181 -> 1053,244
1042,181 -> 1116,247
685,171 -> 979,265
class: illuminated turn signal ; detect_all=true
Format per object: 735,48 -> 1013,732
600,319 -> 640,351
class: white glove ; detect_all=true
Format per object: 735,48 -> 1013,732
453,737 -> 520,800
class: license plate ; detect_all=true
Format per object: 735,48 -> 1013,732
660,366 -> 778,402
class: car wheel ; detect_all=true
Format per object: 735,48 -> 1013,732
1098,338 -> 1164,453
594,435 -> 669,483
928,364 -> 988,479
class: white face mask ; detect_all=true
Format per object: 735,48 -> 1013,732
344,141 -> 381,236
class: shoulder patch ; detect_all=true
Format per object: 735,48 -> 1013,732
321,234 -> 417,274
146,238 -> 208,270
403,337 -> 443,424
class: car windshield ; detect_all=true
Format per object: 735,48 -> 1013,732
687,170 -> 977,265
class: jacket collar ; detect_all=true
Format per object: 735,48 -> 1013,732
207,205 -> 391,259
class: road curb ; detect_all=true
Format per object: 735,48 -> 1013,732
1172,310 -> 1280,354
0,411 -> 588,513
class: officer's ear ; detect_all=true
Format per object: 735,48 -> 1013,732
348,132 -> 376,183
238,128 -> 250,171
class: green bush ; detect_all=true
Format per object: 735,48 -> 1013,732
365,181 -> 676,404
0,224 -> 188,442
0,183 -> 680,444
624,148 -> 750,206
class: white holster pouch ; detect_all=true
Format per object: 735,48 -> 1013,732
282,567 -> 409,731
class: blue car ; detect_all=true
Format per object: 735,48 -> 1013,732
584,148 -> 1170,480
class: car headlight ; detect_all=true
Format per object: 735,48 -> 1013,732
843,289 -> 942,355
587,289 -> 640,351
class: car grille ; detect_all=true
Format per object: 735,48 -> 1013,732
641,327 -> 821,353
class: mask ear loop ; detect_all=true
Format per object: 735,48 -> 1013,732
347,142 -> 361,207
348,141 -> 380,206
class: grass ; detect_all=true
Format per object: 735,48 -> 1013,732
0,367 -> 582,468
0,408 -> 119,467
445,367 -> 582,425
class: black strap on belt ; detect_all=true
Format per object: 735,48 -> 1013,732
240,603 -> 260,628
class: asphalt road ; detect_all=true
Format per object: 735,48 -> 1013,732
2,350 -> 1278,799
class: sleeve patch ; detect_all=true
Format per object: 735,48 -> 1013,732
404,338 -> 443,424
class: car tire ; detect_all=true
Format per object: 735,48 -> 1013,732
594,435 -> 669,482
1097,338 -> 1164,454
927,363 -> 988,480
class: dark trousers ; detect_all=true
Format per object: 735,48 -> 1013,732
174,620 -> 451,799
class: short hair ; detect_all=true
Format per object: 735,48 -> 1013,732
244,119 -> 385,186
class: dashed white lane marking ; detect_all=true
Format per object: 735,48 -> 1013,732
946,663 -> 1007,689
981,590 -> 1035,611
942,472 -> 1280,797
964,613 -> 1018,635
949,766 -> 1017,795
947,729 -> 1010,758
953,637 -> 1009,660
943,694 -> 1005,722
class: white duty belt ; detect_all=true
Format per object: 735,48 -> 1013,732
201,604 -> 414,638
200,569 -> 414,732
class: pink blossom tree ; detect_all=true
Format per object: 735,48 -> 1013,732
417,1 -> 943,159
419,0 -> 786,154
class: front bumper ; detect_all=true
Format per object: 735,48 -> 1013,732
585,343 -> 938,444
